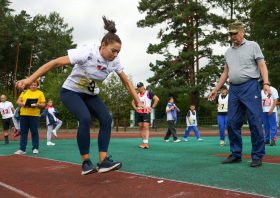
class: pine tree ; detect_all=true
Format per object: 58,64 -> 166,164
137,0 -> 229,116
250,0 -> 280,89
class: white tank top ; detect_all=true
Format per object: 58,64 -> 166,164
137,91 -> 152,113
187,110 -> 197,126
218,94 -> 228,112
261,90 -> 274,109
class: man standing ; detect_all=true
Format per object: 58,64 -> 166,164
132,82 -> 159,149
216,85 -> 229,146
261,79 -> 279,146
164,97 -> 181,142
0,95 -> 16,145
208,22 -> 271,167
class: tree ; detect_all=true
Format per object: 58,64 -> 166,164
137,0 -> 229,117
99,73 -> 134,120
250,0 -> 280,90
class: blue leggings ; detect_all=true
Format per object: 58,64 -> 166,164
184,126 -> 200,139
218,115 -> 228,141
60,88 -> 112,155
263,112 -> 277,142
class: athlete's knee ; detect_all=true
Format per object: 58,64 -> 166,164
79,115 -> 91,125
99,114 -> 112,128
143,124 -> 150,130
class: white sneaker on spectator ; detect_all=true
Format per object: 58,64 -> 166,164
33,149 -> 39,154
52,130 -> 57,137
197,138 -> 203,142
164,139 -> 169,142
184,138 -> 188,142
174,139 -> 181,143
14,150 -> 26,155
220,140 -> 225,146
47,141 -> 55,146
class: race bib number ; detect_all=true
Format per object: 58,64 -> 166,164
262,98 -> 271,107
219,103 -> 228,111
1,109 -> 11,116
190,119 -> 197,125
138,100 -> 148,114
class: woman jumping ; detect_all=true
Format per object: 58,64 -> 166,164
16,16 -> 147,175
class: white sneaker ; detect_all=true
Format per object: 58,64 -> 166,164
164,139 -> 169,142
47,141 -> 55,146
220,140 -> 225,146
184,138 -> 188,142
14,150 -> 26,155
52,130 -> 57,137
33,149 -> 39,154
197,138 -> 203,142
174,139 -> 181,143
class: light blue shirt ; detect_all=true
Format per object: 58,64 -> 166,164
262,86 -> 279,113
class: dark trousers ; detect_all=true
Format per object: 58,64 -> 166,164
228,79 -> 265,160
164,120 -> 178,140
19,116 -> 40,152
60,88 -> 112,155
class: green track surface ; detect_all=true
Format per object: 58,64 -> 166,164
1,136 -> 280,197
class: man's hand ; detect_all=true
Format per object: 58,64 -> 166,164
137,102 -> 148,113
263,85 -> 272,98
189,121 -> 192,125
147,107 -> 153,113
208,90 -> 218,101
268,109 -> 273,116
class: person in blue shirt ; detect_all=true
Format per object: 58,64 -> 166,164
164,97 -> 181,143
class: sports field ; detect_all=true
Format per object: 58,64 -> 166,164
0,135 -> 280,197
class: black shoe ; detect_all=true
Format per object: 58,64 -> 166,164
265,140 -> 270,145
81,158 -> 98,175
251,159 -> 262,167
3,141 -> 9,145
97,155 -> 122,173
222,155 -> 242,164
270,141 -> 276,146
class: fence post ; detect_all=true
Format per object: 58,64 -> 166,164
116,119 -> 118,132
66,122 -> 68,133
124,119 -> 126,132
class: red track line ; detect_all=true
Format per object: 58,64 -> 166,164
16,155 -> 272,198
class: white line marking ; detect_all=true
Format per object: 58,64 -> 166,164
16,155 -> 274,198
0,181 -> 36,198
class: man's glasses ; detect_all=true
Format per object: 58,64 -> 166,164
229,32 -> 238,36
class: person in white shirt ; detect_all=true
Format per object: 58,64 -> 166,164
131,82 -> 159,149
40,99 -> 63,146
261,79 -> 279,146
0,95 -> 15,145
216,85 -> 229,146
183,104 -> 203,142
16,16 -> 147,175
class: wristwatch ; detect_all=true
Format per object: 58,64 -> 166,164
263,83 -> 270,86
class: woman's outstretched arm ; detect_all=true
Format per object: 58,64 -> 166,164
16,56 -> 71,91
118,71 -> 148,112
